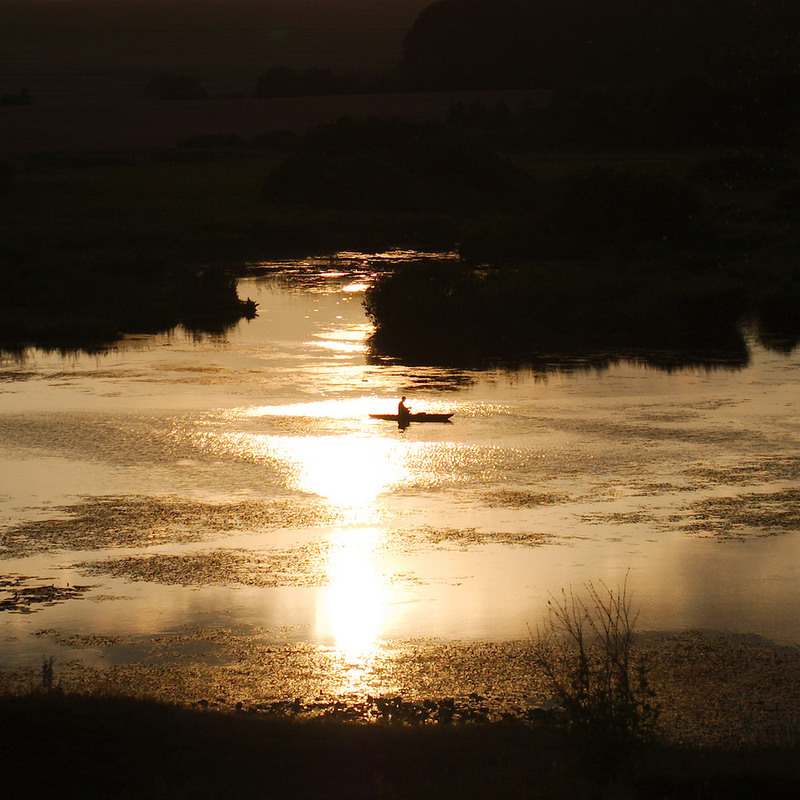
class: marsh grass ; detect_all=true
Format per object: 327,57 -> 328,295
38,656 -> 61,694
0,687 -> 797,799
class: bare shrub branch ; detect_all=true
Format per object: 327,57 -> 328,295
531,575 -> 659,774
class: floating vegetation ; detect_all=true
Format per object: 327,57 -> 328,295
241,692 -> 545,725
578,511 -> 661,527
75,545 -> 331,589
0,495 -> 336,558
409,526 -> 556,549
0,575 -> 94,613
483,490 -> 572,508
677,489 -> 800,538
35,630 -> 127,649
688,457 -> 800,487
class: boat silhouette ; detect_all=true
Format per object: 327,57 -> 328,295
369,412 -> 453,423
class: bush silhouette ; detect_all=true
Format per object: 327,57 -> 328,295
262,117 -> 534,212
549,169 -> 705,257
531,580 -> 660,776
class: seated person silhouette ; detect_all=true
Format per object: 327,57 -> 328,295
397,396 -> 411,423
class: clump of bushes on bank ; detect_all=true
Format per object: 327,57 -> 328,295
461,167 -> 709,263
0,248 -> 255,349
364,259 -> 752,367
262,117 -> 536,213
5,106 -> 800,356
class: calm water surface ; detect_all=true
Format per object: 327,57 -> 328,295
3,255 -> 800,687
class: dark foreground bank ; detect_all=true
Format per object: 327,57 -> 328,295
1,690 -> 798,800
2,632 -> 800,798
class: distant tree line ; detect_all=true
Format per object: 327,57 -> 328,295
540,74 -> 800,150
445,79 -> 800,151
253,66 -> 394,98
399,0 -> 800,149
149,0 -> 800,150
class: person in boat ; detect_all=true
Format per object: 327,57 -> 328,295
398,396 -> 411,419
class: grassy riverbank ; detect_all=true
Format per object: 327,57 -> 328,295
1,688 -> 797,799
3,126 -> 800,354
2,631 -> 800,798
0,147 -> 277,348
0,137 -> 461,349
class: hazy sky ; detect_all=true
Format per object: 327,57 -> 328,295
1,0 -> 432,101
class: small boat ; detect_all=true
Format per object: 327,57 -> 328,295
369,412 -> 454,423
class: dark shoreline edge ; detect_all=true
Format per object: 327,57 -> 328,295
1,685 -> 798,799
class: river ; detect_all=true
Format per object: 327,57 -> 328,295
2,252 -> 800,700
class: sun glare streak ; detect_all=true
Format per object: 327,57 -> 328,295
313,340 -> 367,354
202,422 -> 398,687
342,282 -> 369,293
212,426 -> 408,523
191,394 -> 454,687
224,398 -> 384,420
322,528 -> 385,681
289,436 -> 404,510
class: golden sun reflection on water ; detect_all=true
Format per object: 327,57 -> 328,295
220,432 -> 407,521
217,402 -> 417,521
283,435 -> 405,511
320,528 -> 386,694
210,404 -> 430,688
215,424 -> 398,691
